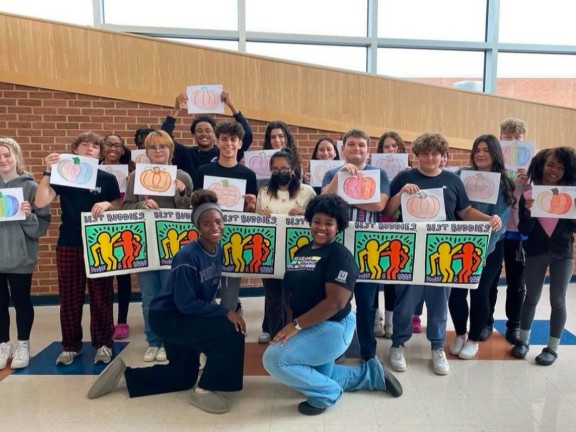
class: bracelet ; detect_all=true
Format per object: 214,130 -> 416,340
43,171 -> 51,176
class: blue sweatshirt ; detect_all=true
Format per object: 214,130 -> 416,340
149,240 -> 227,316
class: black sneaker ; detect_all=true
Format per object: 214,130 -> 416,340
478,326 -> 493,342
511,341 -> 529,359
535,347 -> 557,366
298,401 -> 326,416
505,327 -> 520,345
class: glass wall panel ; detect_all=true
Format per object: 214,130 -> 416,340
103,0 -> 237,30
497,53 -> 576,107
500,0 -> 576,45
377,48 -> 484,90
246,0 -> 367,37
0,0 -> 93,25
162,38 -> 238,51
378,0 -> 487,42
247,42 -> 367,72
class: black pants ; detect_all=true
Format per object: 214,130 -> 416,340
115,274 -> 132,324
0,273 -> 34,342
487,238 -> 526,329
262,278 -> 289,338
449,241 -> 504,341
124,310 -> 245,398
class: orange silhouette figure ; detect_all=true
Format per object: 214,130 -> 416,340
379,239 -> 410,280
113,230 -> 142,269
180,230 -> 198,246
245,233 -> 271,273
453,242 -> 482,283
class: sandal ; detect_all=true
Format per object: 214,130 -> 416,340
113,324 -> 130,340
535,347 -> 557,366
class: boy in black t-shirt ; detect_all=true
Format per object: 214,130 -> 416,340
35,132 -> 121,366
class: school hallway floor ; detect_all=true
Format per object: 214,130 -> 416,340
2,283 -> 576,432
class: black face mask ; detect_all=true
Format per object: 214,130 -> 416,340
273,173 -> 292,186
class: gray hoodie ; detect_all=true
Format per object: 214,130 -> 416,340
0,174 -> 51,273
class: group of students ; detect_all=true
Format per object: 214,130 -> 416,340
0,95 -> 574,415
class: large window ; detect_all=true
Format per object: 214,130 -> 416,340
0,0 -> 93,25
161,38 -> 238,52
246,0 -> 368,37
103,0 -> 237,30
378,0 -> 487,42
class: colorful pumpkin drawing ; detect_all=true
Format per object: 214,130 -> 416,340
406,192 -> 440,218
191,86 -> 219,110
102,166 -> 127,191
208,179 -> 241,207
57,157 -> 92,184
134,154 -> 150,164
0,192 -> 19,217
343,172 -> 376,200
464,173 -> 495,200
536,188 -> 572,215
248,152 -> 271,175
375,156 -> 405,179
140,166 -> 172,192
502,142 -> 531,166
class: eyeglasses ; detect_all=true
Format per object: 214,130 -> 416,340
149,144 -> 169,151
270,168 -> 292,175
104,142 -> 124,149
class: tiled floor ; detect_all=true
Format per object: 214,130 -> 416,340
2,284 -> 576,432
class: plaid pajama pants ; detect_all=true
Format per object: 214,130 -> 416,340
56,246 -> 114,351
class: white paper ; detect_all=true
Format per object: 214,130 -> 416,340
50,154 -> 98,190
243,150 -> 277,180
98,164 -> 129,193
337,170 -> 381,205
529,185 -> 576,219
186,84 -> 224,114
371,153 -> 409,180
460,170 -> 501,204
133,164 -> 177,197
401,188 -> 447,222
0,187 -> 25,221
204,175 -> 246,211
309,160 -> 345,187
131,149 -> 150,164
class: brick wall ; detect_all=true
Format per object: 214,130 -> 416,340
0,82 -> 474,296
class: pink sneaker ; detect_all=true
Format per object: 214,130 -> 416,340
412,316 -> 422,333
113,324 -> 130,340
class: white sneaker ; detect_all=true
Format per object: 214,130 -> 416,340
374,322 -> 385,337
56,350 -> 81,366
258,332 -> 271,344
0,342 -> 14,369
432,349 -> 450,375
389,346 -> 407,372
94,346 -> 112,364
384,323 -> 393,339
143,346 -> 159,362
458,340 -> 479,360
11,341 -> 30,369
156,347 -> 167,362
449,334 -> 467,356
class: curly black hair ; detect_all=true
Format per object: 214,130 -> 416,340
528,146 -> 576,186
304,194 -> 350,232
190,189 -> 219,208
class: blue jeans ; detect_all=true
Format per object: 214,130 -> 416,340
263,313 -> 387,409
392,285 -> 450,350
137,270 -> 170,347
353,282 -> 380,359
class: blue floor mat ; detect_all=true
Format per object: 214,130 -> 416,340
12,341 -> 129,375
493,320 -> 576,345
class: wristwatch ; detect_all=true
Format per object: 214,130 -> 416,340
292,319 -> 302,331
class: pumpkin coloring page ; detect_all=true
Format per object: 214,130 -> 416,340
401,188 -> 447,222
131,149 -> 150,164
134,163 -> 177,197
337,170 -> 381,205
49,154 -> 98,190
530,185 -> 576,219
204,175 -> 246,211
98,164 -> 129,193
0,187 -> 25,221
309,160 -> 345,187
243,150 -> 276,180
460,170 -> 500,204
371,153 -> 409,180
500,140 -> 534,178
186,84 -> 224,114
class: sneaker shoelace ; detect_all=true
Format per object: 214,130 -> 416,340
13,346 -> 28,361
0,344 -> 12,358
98,346 -> 112,356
